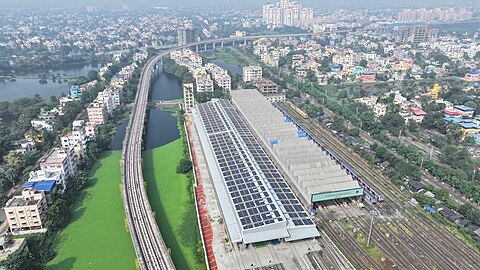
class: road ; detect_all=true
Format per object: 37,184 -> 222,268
120,33 -> 312,270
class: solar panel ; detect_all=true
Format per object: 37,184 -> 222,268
196,100 -> 315,233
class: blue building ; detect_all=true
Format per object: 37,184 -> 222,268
424,205 -> 437,214
70,85 -> 82,98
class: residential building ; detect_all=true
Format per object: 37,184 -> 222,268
31,119 -> 55,132
374,103 -> 387,117
355,96 -> 378,108
70,85 -> 82,98
263,0 -> 314,28
360,72 -> 376,83
183,83 -> 195,114
60,120 -> 89,160
4,188 -> 48,234
215,74 -> 231,92
243,66 -> 262,83
111,74 -> 126,87
464,68 -> 480,82
430,84 -> 441,99
255,78 -> 278,94
96,91 -> 117,115
409,108 -> 427,123
177,26 -> 196,46
39,148 -> 77,190
394,25 -> 438,44
85,123 -> 98,140
87,102 -> 108,125
10,139 -> 36,154
196,76 -> 214,93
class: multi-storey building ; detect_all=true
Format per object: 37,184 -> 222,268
255,78 -> 278,94
96,91 -> 117,115
243,66 -> 262,83
196,76 -> 214,93
39,148 -> 77,190
87,102 -> 108,125
215,74 -> 231,92
4,188 -> 48,234
263,0 -> 314,28
60,120 -> 89,161
395,25 -> 438,44
183,83 -> 195,114
177,26 -> 196,46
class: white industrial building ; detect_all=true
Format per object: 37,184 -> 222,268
193,99 -> 319,244
231,90 -> 363,207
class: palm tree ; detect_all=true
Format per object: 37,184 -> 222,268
4,166 -> 19,186
445,123 -> 463,142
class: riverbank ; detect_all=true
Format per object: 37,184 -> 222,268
46,151 -> 136,270
142,113 -> 205,270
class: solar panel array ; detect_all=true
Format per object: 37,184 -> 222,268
197,100 -> 314,233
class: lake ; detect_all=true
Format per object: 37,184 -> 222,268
0,64 -> 97,101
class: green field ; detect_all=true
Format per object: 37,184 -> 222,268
47,151 -> 136,270
143,139 -> 206,270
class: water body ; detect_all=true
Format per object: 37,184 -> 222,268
144,66 -> 184,149
0,64 -> 97,101
150,65 -> 183,102
110,119 -> 129,150
211,59 -> 243,75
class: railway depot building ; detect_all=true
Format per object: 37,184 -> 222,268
193,99 -> 319,244
231,90 -> 363,207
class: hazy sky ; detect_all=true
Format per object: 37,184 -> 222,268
1,0 -> 479,9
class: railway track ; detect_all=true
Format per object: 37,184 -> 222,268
278,103 -> 480,269
121,34 -> 319,270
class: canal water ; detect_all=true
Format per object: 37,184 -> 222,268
110,65 -> 183,150
0,64 -> 97,101
144,65 -> 183,149
211,59 -> 243,75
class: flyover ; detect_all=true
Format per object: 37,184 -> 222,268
121,33 -> 313,270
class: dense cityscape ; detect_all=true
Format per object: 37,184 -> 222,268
0,0 -> 480,269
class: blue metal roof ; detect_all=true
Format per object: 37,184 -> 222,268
458,122 -> 478,129
424,205 -> 437,214
23,180 -> 56,192
444,117 -> 473,124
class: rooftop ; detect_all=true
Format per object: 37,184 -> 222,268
40,148 -> 68,164
193,99 -> 319,244
231,89 -> 361,204
23,180 -> 56,192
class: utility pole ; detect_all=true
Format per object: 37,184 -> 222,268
398,129 -> 402,139
429,146 -> 433,160
367,210 -> 378,247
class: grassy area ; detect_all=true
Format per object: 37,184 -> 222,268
143,139 -> 206,270
212,49 -> 247,65
47,151 -> 136,270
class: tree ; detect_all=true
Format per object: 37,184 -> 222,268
176,158 -> 192,174
331,116 -> 345,132
359,59 -> 368,67
407,119 -> 419,132
347,128 -> 360,137
2,249 -> 41,270
44,196 -> 71,232
381,112 -> 405,135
